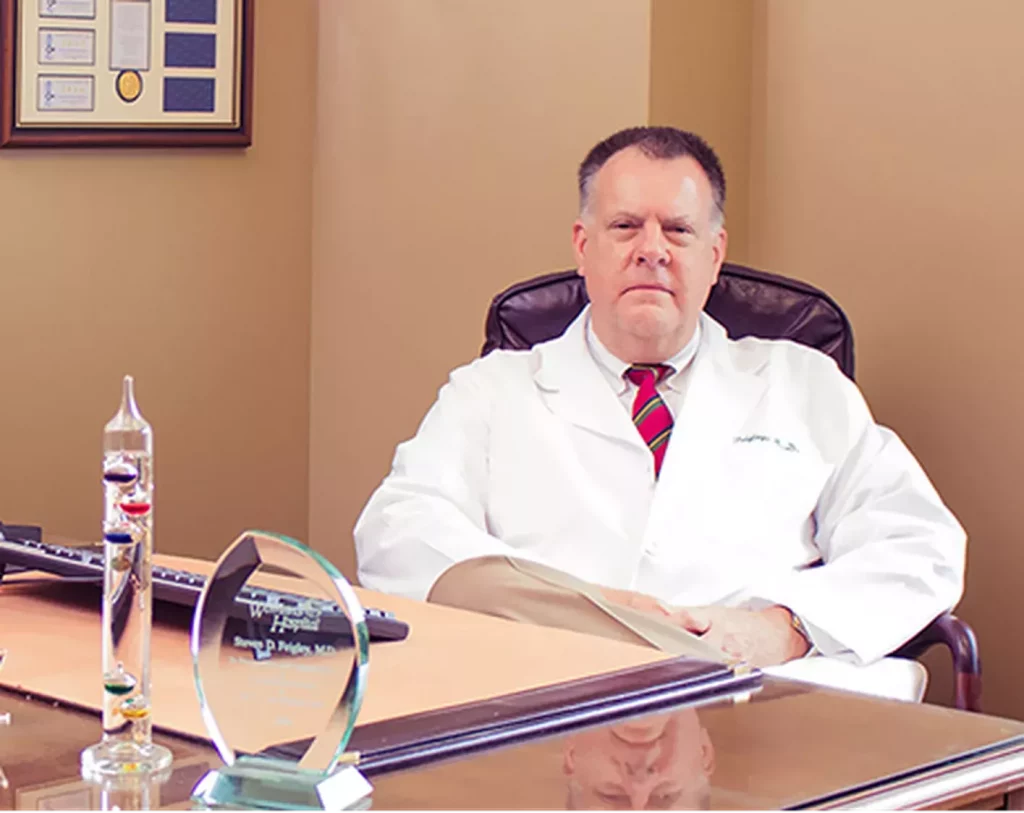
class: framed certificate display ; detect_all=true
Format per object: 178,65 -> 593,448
0,0 -> 253,147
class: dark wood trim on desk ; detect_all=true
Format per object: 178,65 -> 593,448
264,655 -> 762,774
810,739 -> 1024,809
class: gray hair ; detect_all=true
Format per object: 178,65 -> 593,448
578,126 -> 726,230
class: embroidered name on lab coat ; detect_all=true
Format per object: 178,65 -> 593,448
733,434 -> 799,453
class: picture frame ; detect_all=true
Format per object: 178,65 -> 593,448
0,0 -> 253,147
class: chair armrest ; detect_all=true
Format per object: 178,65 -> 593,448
892,612 -> 981,712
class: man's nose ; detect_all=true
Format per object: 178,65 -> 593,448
635,222 -> 669,268
630,784 -> 657,811
620,763 -> 661,810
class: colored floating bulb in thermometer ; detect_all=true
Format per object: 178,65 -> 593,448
119,697 -> 150,720
102,459 -> 138,485
119,502 -> 151,517
104,664 -> 137,696
81,375 -> 172,779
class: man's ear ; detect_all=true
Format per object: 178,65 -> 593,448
572,219 -> 588,277
710,226 -> 728,286
563,745 -> 576,776
700,727 -> 716,777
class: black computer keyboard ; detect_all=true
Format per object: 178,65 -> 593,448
0,532 -> 409,644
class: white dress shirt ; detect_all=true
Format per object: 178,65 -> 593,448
585,316 -> 701,418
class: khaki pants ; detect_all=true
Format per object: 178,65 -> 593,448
427,556 -> 928,702
429,556 -> 731,662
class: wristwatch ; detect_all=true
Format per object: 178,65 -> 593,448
788,610 -> 817,657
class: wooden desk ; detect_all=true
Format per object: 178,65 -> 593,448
0,554 -> 670,739
3,554 -> 1024,809
2,674 -> 1024,809
366,678 -> 1024,810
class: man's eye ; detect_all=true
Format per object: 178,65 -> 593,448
612,222 -> 637,230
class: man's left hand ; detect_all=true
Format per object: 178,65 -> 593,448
669,605 -> 810,667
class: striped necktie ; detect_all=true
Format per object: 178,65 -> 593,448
624,364 -> 675,478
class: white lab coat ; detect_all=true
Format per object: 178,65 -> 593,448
356,308 -> 965,672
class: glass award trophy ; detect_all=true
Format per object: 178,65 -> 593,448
190,531 -> 371,811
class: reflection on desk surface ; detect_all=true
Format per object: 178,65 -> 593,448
0,689 -> 215,810
13,760 -> 209,812
368,678 -> 1024,810
3,677 -> 1024,810
563,708 -> 714,810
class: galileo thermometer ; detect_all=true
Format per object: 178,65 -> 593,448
81,376 -> 173,777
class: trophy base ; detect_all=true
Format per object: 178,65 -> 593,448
191,757 -> 372,811
80,739 -> 174,779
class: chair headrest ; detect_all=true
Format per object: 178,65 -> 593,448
482,263 -> 855,379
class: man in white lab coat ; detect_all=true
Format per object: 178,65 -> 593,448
355,127 -> 966,699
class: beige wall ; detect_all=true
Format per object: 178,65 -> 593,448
4,0 -> 1006,719
747,0 -> 1024,717
649,0 -> 754,263
309,0 -> 652,578
0,3 -> 316,558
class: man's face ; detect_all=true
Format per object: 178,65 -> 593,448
573,147 -> 727,363
563,710 -> 716,809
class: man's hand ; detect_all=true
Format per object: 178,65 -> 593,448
600,587 -> 809,667
670,605 -> 810,667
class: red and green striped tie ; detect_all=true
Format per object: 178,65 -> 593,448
625,364 -> 675,478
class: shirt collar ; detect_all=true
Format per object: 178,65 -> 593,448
585,312 -> 701,395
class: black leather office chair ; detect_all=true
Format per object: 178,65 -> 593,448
481,262 -> 981,712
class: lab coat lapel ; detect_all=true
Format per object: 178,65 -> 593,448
532,309 -> 642,448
